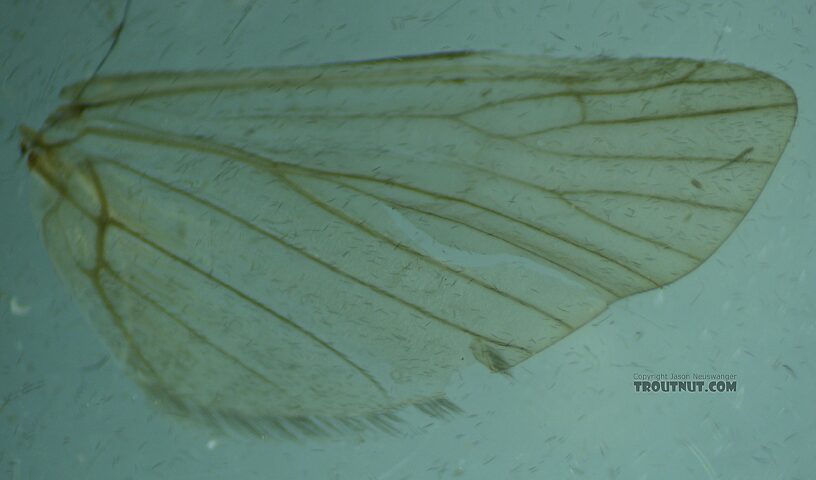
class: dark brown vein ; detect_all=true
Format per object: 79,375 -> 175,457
332,178 -> 622,298
71,122 -> 619,312
73,161 -> 174,398
108,217 -> 389,396
104,265 -> 291,398
100,157 -> 535,352
71,57 -> 697,109
179,75 -> 778,124
277,171 -> 577,331
558,189 -> 745,213
33,152 -> 388,395
295,165 -> 665,288
516,102 -> 795,139
67,123 -> 666,288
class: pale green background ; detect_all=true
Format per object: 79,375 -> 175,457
1,1 -> 814,478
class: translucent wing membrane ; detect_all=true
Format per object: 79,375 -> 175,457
24,52 -> 796,436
